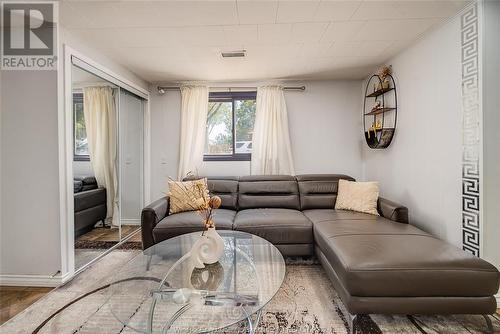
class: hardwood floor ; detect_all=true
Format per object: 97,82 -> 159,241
0,286 -> 53,325
76,225 -> 141,243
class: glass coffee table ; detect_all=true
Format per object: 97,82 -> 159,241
106,230 -> 285,334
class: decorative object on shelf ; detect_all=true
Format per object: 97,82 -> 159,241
371,100 -> 382,112
363,66 -> 397,149
378,65 -> 392,90
367,121 -> 382,139
189,195 -> 225,269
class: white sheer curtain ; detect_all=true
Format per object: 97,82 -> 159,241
83,86 -> 119,226
251,86 -> 295,175
178,85 -> 209,180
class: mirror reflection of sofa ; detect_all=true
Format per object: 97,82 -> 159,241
73,176 -> 107,237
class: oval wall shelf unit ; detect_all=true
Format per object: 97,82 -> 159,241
363,74 -> 398,149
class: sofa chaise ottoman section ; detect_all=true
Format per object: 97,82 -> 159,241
314,218 -> 499,314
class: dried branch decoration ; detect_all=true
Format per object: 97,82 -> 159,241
199,195 -> 222,229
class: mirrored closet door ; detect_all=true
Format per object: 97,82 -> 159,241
118,89 -> 144,242
71,58 -> 146,271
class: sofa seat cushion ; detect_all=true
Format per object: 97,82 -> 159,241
233,208 -> 313,244
153,209 -> 235,243
74,188 -> 106,212
303,209 -> 383,224
314,219 -> 499,297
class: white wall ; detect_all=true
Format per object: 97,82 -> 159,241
362,15 -> 463,246
149,80 -> 363,201
482,0 -> 500,271
73,161 -> 93,176
1,71 -> 62,277
0,24 -> 149,283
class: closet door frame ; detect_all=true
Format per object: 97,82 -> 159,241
117,88 -> 145,240
60,45 -> 151,280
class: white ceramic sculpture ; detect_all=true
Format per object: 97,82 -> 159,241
189,226 -> 224,269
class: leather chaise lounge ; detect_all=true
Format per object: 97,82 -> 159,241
141,174 -> 499,333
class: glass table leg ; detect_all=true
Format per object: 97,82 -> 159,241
246,309 -> 262,334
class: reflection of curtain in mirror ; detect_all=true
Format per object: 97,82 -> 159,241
83,86 -> 119,226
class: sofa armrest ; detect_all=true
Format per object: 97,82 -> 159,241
141,196 -> 170,249
378,197 -> 409,224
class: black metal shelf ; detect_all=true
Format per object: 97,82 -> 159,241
363,73 -> 397,149
366,87 -> 394,98
364,107 -> 396,116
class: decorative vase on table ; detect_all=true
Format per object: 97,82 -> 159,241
189,196 -> 224,269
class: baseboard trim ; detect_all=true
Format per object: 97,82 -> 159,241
120,218 -> 140,225
0,272 -> 72,287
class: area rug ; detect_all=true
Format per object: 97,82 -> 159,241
1,250 -> 498,334
74,240 -> 142,250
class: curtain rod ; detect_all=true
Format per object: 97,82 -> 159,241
157,85 -> 305,94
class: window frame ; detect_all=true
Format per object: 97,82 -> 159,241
204,91 -> 256,162
73,93 -> 90,161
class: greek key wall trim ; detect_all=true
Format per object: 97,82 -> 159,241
461,3 -> 481,257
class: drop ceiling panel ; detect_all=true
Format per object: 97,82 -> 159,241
313,1 -> 362,22
291,22 -> 329,43
276,1 -> 320,23
59,0 -> 471,82
237,1 -> 278,24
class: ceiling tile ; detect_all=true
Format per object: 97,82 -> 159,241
313,1 -> 362,22
354,18 -> 441,41
296,43 -> 333,59
351,1 -> 401,21
237,1 -> 278,24
321,21 -> 366,43
324,40 -> 394,58
276,1 -> 320,23
258,24 -> 292,44
291,22 -> 329,43
394,1 -> 471,19
175,26 -> 227,46
223,25 -> 259,45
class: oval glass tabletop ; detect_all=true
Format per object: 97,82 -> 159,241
106,230 -> 286,334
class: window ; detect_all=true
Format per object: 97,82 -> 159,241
204,91 -> 256,161
73,93 -> 90,161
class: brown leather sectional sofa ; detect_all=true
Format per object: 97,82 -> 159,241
141,174 -> 499,329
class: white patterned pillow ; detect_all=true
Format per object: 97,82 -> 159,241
335,179 -> 380,216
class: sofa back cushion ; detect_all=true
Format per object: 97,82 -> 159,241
238,175 -> 300,210
74,176 -> 98,192
296,174 -> 355,210
184,176 -> 239,210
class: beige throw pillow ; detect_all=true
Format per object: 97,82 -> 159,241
335,179 -> 380,216
168,178 -> 209,214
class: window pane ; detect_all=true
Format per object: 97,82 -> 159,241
74,98 -> 89,156
206,101 -> 233,155
235,99 -> 256,154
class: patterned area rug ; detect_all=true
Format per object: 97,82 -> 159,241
74,240 -> 142,250
1,250 -> 498,334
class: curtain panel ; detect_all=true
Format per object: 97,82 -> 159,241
178,85 -> 209,180
83,86 -> 119,226
251,86 -> 295,175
